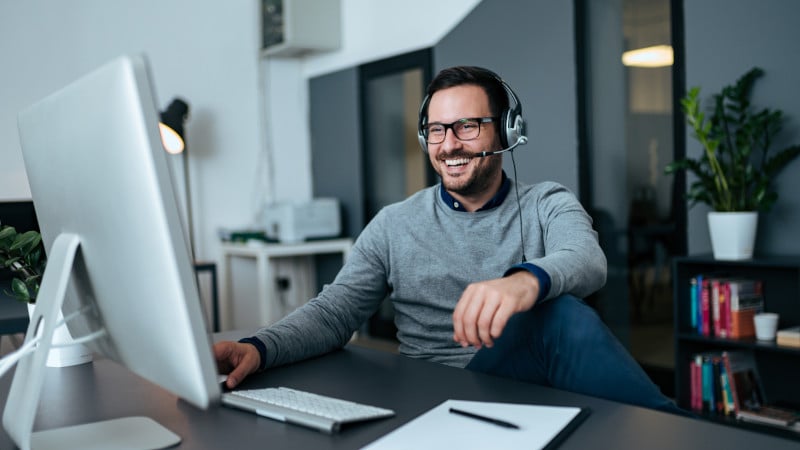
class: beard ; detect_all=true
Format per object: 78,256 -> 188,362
437,154 -> 503,197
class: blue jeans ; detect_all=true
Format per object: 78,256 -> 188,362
466,295 -> 686,415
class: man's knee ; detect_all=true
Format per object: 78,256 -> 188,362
529,295 -> 607,344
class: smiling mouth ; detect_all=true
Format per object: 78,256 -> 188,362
444,157 -> 472,167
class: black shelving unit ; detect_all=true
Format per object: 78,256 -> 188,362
673,255 -> 800,438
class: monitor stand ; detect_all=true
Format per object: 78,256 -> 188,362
2,233 -> 181,450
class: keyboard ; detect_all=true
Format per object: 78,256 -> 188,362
221,386 -> 395,433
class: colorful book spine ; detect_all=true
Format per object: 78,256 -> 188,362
690,355 -> 703,411
717,279 -> 728,338
722,281 -> 731,338
700,278 -> 711,337
711,279 -> 721,338
719,363 -> 735,415
695,274 -> 704,334
690,277 -> 698,331
702,355 -> 714,412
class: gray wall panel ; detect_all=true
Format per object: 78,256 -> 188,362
684,0 -> 800,255
434,0 -> 579,193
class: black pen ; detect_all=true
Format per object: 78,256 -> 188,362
449,407 -> 520,429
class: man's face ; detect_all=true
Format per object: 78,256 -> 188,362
425,84 -> 503,198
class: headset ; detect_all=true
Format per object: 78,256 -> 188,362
417,71 -> 527,154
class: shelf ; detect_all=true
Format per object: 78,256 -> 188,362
676,333 -> 800,355
673,255 -> 800,440
693,411 -> 800,441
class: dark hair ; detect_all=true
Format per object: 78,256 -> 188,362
423,66 -> 509,119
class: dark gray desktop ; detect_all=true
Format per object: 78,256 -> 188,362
1,337 -> 797,450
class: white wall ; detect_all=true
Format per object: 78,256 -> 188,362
0,0 -> 479,264
0,0 -> 263,264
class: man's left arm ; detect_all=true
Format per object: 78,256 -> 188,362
524,182 -> 607,301
452,182 -> 606,348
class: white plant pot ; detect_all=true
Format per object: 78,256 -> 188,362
27,303 -> 93,367
707,211 -> 758,260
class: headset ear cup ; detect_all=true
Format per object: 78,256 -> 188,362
418,94 -> 430,154
498,78 -> 525,149
507,113 -> 524,146
501,108 -> 514,148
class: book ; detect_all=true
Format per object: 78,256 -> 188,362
690,277 -> 698,331
722,350 -> 800,429
776,325 -> 800,348
701,354 -> 715,412
711,279 -> 722,338
689,354 -> 700,412
700,278 -> 711,337
719,363 -> 735,415
710,279 -> 731,338
727,279 -> 764,339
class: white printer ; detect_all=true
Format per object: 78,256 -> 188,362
261,198 -> 342,243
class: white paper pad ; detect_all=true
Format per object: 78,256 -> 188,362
362,399 -> 585,450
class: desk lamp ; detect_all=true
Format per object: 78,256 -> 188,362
159,98 -> 195,260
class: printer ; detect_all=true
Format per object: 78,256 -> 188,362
261,198 -> 342,243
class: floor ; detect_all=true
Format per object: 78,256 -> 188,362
628,263 -> 675,398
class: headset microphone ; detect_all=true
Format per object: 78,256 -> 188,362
474,135 -> 528,158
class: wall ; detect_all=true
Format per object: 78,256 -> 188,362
0,0 -> 263,264
683,0 -> 800,255
0,0 -> 480,265
434,0 -> 579,192
308,0 -> 578,236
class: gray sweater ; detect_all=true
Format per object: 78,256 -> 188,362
252,180 -> 606,369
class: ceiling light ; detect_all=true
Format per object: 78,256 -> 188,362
622,45 -> 673,68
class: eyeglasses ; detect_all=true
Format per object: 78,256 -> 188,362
422,117 -> 497,144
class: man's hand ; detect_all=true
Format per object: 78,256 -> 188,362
213,341 -> 261,389
452,271 -> 539,349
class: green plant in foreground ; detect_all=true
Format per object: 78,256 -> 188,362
0,224 -> 45,303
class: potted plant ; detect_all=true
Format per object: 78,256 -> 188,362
0,224 -> 45,303
0,223 -> 92,366
665,67 -> 800,260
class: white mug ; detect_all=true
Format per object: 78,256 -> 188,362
753,312 -> 779,341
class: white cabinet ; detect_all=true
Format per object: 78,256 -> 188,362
219,238 -> 352,329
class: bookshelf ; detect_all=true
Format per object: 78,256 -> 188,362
673,255 -> 800,438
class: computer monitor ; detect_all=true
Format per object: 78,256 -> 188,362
3,54 -> 220,449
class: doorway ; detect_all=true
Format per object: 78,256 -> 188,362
358,49 -> 435,339
577,0 -> 686,396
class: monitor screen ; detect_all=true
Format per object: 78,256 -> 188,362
4,54 -> 220,448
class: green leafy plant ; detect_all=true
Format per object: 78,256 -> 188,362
665,67 -> 800,212
0,224 -> 45,303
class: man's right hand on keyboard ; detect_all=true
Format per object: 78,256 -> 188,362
214,341 -> 261,389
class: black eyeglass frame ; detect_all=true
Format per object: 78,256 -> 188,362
422,117 -> 498,144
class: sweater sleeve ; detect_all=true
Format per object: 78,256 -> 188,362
245,213 -> 392,369
525,182 -> 607,300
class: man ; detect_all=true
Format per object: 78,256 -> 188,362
215,66 -> 681,414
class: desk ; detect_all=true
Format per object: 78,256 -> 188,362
0,338 -> 797,449
219,239 -> 353,330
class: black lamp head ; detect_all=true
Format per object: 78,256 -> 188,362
159,98 -> 189,154
160,98 -> 189,137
